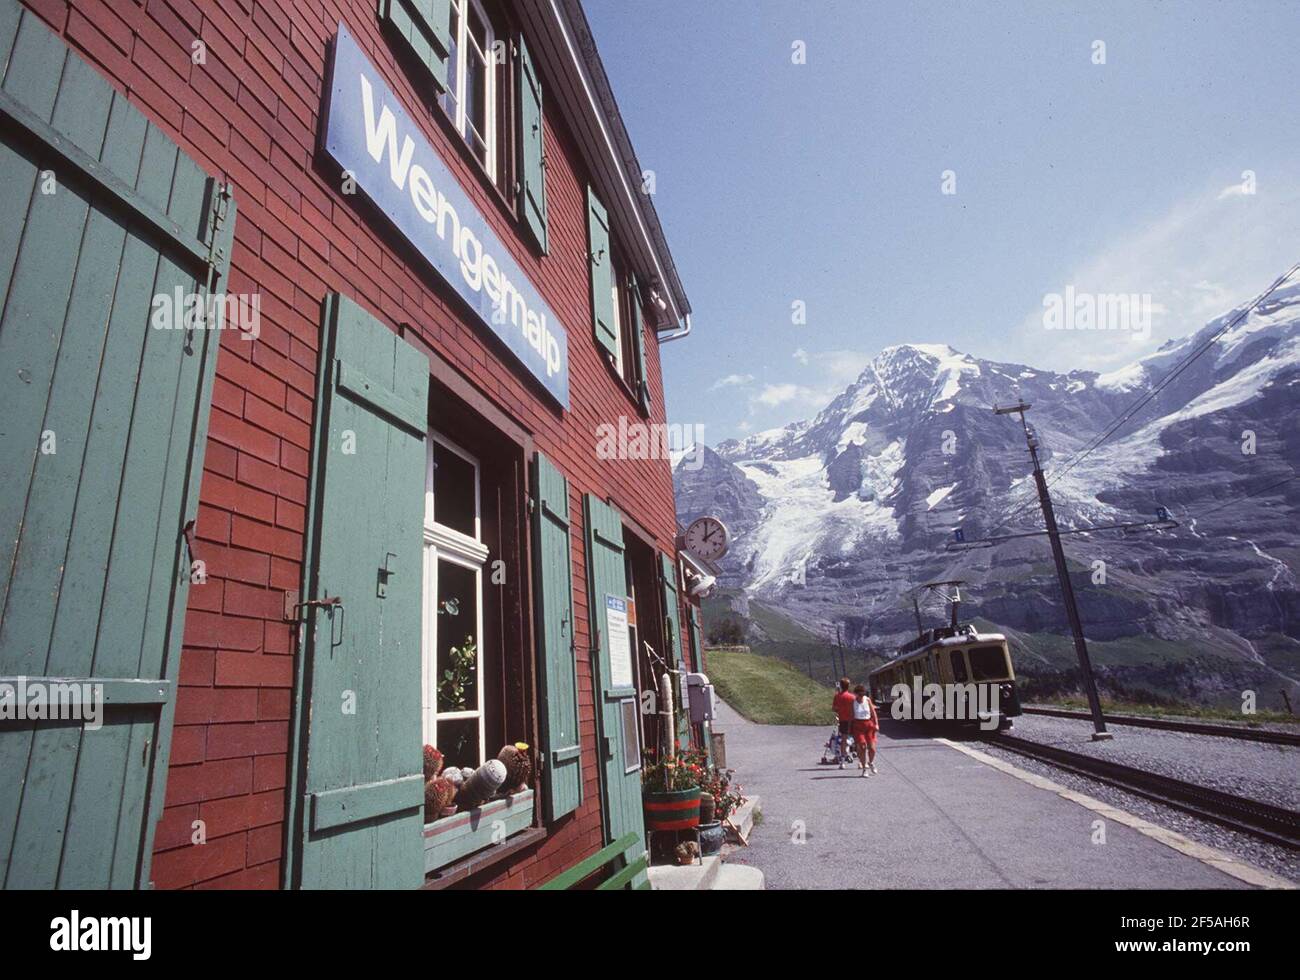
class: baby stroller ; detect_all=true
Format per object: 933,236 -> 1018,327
819,727 -> 853,765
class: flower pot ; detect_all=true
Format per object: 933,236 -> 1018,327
699,794 -> 716,824
698,821 -> 724,856
642,787 -> 701,831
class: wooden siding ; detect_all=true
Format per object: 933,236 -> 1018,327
17,0 -> 690,890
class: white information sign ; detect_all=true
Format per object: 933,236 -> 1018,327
605,595 -> 633,690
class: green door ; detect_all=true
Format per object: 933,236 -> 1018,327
532,453 -> 582,822
658,553 -> 689,750
583,496 -> 646,870
0,1 -> 234,888
293,294 -> 429,889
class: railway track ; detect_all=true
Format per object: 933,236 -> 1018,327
985,731 -> 1300,850
1021,705 -> 1300,747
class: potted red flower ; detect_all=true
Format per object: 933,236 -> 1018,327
640,748 -> 705,831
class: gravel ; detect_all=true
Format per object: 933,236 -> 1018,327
1004,713 -> 1300,810
1024,704 -> 1300,738
979,714 -> 1300,884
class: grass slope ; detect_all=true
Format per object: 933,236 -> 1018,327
706,646 -> 835,726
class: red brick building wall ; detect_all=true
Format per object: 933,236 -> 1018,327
19,0 -> 690,889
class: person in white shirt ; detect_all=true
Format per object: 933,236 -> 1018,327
851,685 -> 880,776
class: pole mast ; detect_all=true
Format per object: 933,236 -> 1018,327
995,402 -> 1111,740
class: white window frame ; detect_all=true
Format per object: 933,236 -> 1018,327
443,0 -> 498,183
422,431 -> 489,768
609,274 -> 624,377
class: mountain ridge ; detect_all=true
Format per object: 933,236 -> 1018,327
676,286 -> 1300,708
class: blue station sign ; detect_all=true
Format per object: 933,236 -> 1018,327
323,24 -> 569,407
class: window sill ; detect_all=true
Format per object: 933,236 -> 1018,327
422,826 -> 547,890
422,788 -> 536,876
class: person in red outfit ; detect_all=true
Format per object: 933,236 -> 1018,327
832,678 -> 856,769
851,684 -> 880,776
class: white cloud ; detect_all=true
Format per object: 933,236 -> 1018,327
743,350 -> 877,421
709,372 -> 755,390
1005,178 -> 1300,372
812,349 -> 872,386
755,383 -> 802,407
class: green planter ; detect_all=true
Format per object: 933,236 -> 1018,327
643,788 -> 701,831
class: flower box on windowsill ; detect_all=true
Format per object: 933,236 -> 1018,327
423,789 -> 535,874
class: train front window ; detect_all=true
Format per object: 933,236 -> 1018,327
949,650 -> 968,682
968,645 -> 1009,681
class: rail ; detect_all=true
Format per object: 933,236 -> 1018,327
1021,705 -> 1300,746
986,732 -> 1300,850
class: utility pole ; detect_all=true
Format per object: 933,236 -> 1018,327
995,402 -> 1111,741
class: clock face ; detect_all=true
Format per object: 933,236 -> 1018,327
684,516 -> 729,562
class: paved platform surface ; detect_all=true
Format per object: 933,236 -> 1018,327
713,701 -> 1253,889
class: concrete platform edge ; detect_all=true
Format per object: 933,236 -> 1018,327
937,738 -> 1295,891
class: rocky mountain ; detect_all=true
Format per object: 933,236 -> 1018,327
675,283 -> 1300,709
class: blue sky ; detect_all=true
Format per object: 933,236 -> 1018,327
584,0 -> 1300,444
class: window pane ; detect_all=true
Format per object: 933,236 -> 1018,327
432,441 -> 476,536
968,646 -> 1008,681
468,2 -> 488,49
621,700 -> 640,772
436,560 -> 479,712
437,716 -> 481,772
466,123 -> 489,170
465,43 -> 487,147
949,650 -> 968,682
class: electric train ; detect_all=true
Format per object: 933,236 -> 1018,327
868,581 -> 1021,729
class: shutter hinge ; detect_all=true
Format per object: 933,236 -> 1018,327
182,519 -> 201,567
190,182 -> 233,354
377,552 -> 397,598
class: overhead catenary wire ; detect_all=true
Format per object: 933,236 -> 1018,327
1042,261 -> 1300,491
975,262 -> 1300,542
1184,473 -> 1297,523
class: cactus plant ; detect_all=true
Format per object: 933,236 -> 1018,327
497,742 -> 532,792
423,744 -> 444,780
455,759 -> 506,809
424,776 -> 455,818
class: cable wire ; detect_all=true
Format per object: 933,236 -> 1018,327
1042,262 -> 1300,490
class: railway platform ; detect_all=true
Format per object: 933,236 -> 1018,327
715,701 -> 1291,890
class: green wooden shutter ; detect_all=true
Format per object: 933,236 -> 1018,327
531,452 -> 581,821
628,273 -> 650,412
295,294 -> 429,890
379,0 -> 453,91
688,603 -> 704,669
583,495 -> 647,873
516,34 -> 548,254
0,0 -> 234,888
587,187 -> 618,360
659,553 -> 688,748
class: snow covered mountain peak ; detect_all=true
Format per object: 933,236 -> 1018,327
677,294 -> 1300,708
